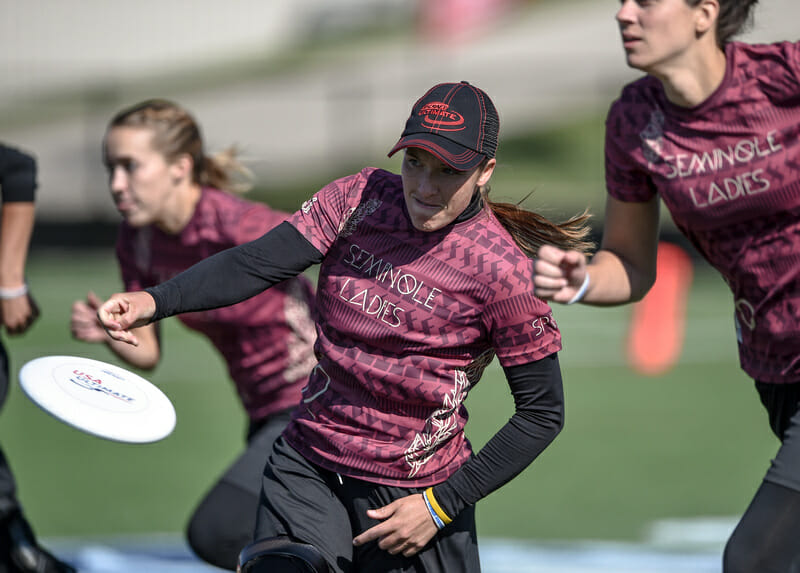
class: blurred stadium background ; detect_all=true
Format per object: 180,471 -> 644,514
1,0 -> 797,570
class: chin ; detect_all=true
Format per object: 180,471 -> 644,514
123,213 -> 150,228
410,217 -> 439,232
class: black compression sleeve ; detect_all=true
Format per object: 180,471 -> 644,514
147,221 -> 323,321
430,354 -> 564,519
0,144 -> 37,203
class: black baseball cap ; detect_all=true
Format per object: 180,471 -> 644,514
388,81 -> 499,171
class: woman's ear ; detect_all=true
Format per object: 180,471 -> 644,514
170,153 -> 193,185
477,158 -> 497,187
695,0 -> 720,36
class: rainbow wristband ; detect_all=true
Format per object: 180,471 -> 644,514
424,488 -> 452,526
422,491 -> 445,530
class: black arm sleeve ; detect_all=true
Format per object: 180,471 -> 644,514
147,221 -> 323,321
0,144 -> 37,203
430,353 -> 564,519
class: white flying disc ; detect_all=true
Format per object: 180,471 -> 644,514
18,355 -> 176,444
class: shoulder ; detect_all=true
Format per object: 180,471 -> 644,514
727,40 -> 800,79
730,40 -> 800,64
725,41 -> 800,101
606,75 -> 663,136
335,167 -> 400,195
199,187 -> 290,241
467,210 -> 537,285
200,186 -> 285,220
316,167 -> 401,209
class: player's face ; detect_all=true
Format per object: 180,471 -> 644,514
616,0 -> 705,74
103,126 -> 184,229
401,148 -> 495,232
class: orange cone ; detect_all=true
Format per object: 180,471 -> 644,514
626,241 -> 694,376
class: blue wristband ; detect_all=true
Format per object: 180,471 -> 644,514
422,491 -> 445,530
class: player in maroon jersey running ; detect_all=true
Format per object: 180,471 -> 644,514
95,82 -> 593,572
533,1 -> 800,571
69,100 -> 318,571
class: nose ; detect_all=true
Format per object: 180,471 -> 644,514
109,165 -> 127,193
415,170 -> 438,198
616,0 -> 634,25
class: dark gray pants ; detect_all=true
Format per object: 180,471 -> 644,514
722,381 -> 800,572
186,410 -> 292,571
255,437 -> 480,573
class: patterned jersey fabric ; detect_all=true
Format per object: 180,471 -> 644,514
117,187 -> 318,420
283,167 -> 560,486
605,41 -> 800,383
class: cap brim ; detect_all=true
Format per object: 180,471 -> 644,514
388,134 -> 485,171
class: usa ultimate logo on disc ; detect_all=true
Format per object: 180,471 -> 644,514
53,361 -> 149,413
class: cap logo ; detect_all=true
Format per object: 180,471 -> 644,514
418,102 -> 465,132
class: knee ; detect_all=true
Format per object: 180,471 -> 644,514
237,537 -> 329,573
722,528 -> 769,573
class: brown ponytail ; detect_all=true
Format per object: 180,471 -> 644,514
482,188 -> 594,257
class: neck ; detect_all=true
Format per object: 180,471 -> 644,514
653,45 -> 727,108
157,183 -> 202,234
455,189 -> 483,223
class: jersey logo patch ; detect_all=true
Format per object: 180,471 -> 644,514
339,198 -> 382,237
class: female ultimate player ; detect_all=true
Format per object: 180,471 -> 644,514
70,100 -> 318,571
532,1 -> 800,571
96,82 -> 593,572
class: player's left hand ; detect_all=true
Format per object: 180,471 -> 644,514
352,494 -> 438,557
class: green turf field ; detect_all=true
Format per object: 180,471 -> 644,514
0,249 -> 777,543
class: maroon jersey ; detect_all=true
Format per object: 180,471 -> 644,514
282,167 -> 560,486
606,41 -> 800,383
117,187 -> 318,420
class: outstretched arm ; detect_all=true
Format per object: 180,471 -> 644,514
534,195 -> 660,305
97,222 -> 323,345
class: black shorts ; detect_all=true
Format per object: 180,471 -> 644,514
218,411 -> 292,495
255,437 -> 480,573
755,380 -> 800,492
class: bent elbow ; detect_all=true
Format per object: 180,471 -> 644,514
629,270 -> 657,302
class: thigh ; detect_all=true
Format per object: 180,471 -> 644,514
723,481 -> 800,572
255,437 -> 354,573
755,381 -> 800,440
757,382 -> 800,492
220,411 -> 291,495
345,480 -> 480,573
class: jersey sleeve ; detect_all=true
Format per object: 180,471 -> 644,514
286,168 -> 376,256
605,99 -> 657,203
483,257 -> 562,367
778,40 -> 800,94
0,144 -> 37,203
234,201 -> 289,244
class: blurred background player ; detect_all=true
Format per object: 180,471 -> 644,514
96,81 -> 593,573
69,100 -> 318,571
532,1 -> 800,571
0,143 -> 75,572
